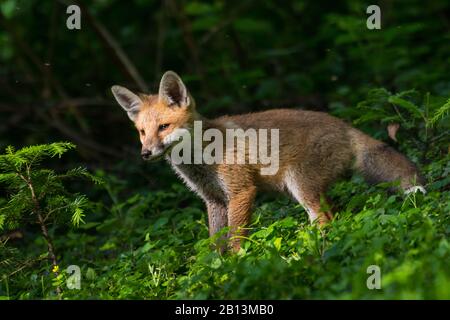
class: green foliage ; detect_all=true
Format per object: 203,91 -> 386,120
430,99 -> 450,126
352,89 -> 450,130
2,144 -> 449,300
0,142 -> 99,297
331,89 -> 450,164
0,142 -> 97,232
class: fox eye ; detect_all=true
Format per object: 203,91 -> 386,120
140,129 -> 145,136
158,124 -> 170,132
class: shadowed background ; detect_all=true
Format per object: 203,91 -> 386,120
1,0 -> 449,177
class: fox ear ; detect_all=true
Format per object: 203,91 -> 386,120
158,71 -> 190,108
111,85 -> 142,121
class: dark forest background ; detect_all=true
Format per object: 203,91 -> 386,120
1,0 -> 449,175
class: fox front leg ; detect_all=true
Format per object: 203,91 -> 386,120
206,200 -> 228,251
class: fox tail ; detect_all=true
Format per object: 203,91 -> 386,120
348,128 -> 426,195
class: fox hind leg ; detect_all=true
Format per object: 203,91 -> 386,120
284,170 -> 333,225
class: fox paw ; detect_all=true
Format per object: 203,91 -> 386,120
404,185 -> 426,195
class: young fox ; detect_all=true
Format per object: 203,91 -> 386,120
111,71 -> 425,251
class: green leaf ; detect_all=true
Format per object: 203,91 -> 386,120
430,99 -> 450,126
71,207 -> 85,227
0,214 -> 5,230
185,2 -> 215,15
71,196 -> 88,227
273,237 -> 282,251
0,0 -> 16,18
86,268 -> 96,281
388,96 -> 424,120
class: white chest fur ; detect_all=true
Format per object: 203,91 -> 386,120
168,160 -> 228,203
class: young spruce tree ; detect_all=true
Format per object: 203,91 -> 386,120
0,142 -> 100,294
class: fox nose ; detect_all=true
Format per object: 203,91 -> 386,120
141,149 -> 152,159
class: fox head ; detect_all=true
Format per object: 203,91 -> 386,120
111,71 -> 196,161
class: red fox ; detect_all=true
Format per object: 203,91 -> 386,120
111,71 -> 425,251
